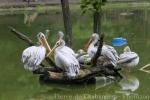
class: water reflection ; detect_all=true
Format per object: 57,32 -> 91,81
116,74 -> 140,96
31,76 -> 116,99
39,76 -> 115,91
37,74 -> 140,93
24,12 -> 38,26
95,76 -> 114,90
120,12 -> 134,16
31,74 -> 140,99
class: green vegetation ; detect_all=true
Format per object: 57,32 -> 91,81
80,0 -> 107,14
80,0 -> 107,33
0,3 -> 150,100
0,2 -> 150,15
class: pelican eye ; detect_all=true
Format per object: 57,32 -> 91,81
56,41 -> 60,46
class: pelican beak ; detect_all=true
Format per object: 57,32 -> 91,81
84,38 -> 92,51
39,35 -> 51,52
47,40 -> 60,57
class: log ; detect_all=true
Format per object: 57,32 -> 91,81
8,26 -> 34,46
139,63 -> 150,74
8,26 -> 56,67
39,65 -> 122,84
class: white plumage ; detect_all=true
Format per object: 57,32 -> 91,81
101,45 -> 119,67
118,46 -> 139,68
49,39 -> 80,79
57,31 -> 76,57
87,33 -> 119,67
22,45 -> 46,71
77,54 -> 91,65
76,49 -> 91,65
22,32 -> 51,71
76,49 -> 86,57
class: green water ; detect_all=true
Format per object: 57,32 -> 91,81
0,6 -> 150,100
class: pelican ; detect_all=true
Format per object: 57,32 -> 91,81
76,49 -> 86,57
86,33 -> 119,67
57,31 -> 76,57
76,49 -> 91,65
118,46 -> 139,68
47,39 -> 80,79
22,32 -> 51,71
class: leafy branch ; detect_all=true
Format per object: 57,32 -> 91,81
81,0 -> 107,14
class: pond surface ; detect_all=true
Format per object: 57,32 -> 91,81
0,5 -> 150,100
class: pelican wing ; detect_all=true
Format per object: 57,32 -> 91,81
102,45 -> 118,66
55,47 -> 80,78
105,45 -> 119,60
22,46 -> 46,71
63,46 -> 76,56
118,52 -> 138,64
22,46 -> 35,63
62,52 -> 80,75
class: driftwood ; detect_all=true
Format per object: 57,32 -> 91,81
39,66 -> 122,84
139,63 -> 150,74
9,26 -> 34,46
8,26 -> 56,67
9,26 -> 122,84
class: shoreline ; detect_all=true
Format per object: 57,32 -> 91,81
0,2 -> 150,16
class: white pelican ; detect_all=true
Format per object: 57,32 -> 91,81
57,31 -> 90,65
86,33 -> 119,67
76,49 -> 86,57
47,39 -> 80,79
22,32 -> 51,71
57,31 -> 76,57
118,46 -> 139,68
76,49 -> 91,65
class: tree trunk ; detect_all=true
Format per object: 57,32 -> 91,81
93,11 -> 102,34
61,0 -> 72,47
